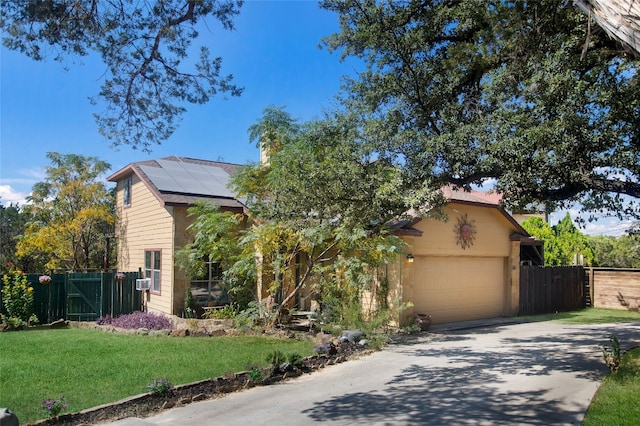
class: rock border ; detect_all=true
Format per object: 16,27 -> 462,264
27,341 -> 372,426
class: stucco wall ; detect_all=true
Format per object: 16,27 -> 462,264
116,174 -> 174,315
393,203 -> 521,326
591,268 -> 640,311
410,203 -> 516,257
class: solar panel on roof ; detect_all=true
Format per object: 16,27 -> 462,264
142,159 -> 235,197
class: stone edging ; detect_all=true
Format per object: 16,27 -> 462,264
27,342 -> 372,426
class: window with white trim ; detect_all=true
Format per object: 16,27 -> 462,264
145,250 -> 161,293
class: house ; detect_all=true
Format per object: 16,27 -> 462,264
108,156 -> 538,325
383,186 -> 536,325
107,156 -> 246,316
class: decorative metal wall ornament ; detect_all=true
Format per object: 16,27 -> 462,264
454,213 -> 477,249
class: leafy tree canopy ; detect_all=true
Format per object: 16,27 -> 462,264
321,0 -> 640,220
588,233 -> 640,268
16,153 -> 116,271
1,0 -> 243,151
521,213 -> 594,265
0,203 -> 39,274
179,107 -> 426,322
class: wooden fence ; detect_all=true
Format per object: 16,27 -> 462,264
589,268 -> 640,311
519,266 -> 587,315
1,271 -> 141,323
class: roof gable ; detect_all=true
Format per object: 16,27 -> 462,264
390,186 -> 530,237
107,156 -> 245,208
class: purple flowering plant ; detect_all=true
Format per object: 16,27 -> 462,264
96,311 -> 171,330
39,275 -> 52,284
40,396 -> 67,418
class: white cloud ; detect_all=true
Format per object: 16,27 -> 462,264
0,166 -> 43,205
0,184 -> 29,206
582,219 -> 633,237
550,210 -> 633,236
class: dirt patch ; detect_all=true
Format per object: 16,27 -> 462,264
27,341 -> 372,426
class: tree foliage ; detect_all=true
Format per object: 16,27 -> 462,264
1,0 -> 243,150
16,153 -> 116,271
588,233 -> 640,268
521,213 -> 594,265
179,107 -> 424,323
0,203 -> 41,274
321,0 -> 640,220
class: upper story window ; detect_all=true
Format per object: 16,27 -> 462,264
123,176 -> 132,207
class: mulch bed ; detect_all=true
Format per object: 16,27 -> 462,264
27,340 -> 372,426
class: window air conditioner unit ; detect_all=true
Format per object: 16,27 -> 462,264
136,278 -> 151,291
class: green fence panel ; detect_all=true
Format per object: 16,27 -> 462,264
108,271 -> 142,317
3,271 -> 142,323
27,273 -> 66,324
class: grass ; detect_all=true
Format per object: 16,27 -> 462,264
0,327 -> 314,424
518,307 -> 640,325
583,346 -> 640,425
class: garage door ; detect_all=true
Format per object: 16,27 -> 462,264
412,256 -> 507,324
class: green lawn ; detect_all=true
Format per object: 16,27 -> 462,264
519,307 -> 640,325
583,346 -> 640,425
0,327 -> 314,424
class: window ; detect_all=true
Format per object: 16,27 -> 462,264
190,261 -> 228,307
123,176 -> 132,207
145,250 -> 161,293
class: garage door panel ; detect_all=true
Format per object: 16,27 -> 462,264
412,256 -> 506,324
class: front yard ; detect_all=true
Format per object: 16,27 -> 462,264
0,327 -> 314,424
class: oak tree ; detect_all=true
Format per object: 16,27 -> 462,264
321,0 -> 640,220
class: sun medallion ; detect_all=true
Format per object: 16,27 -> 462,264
454,213 -> 476,250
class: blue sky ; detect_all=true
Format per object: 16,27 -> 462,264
0,1 -> 633,236
1,1 -> 351,199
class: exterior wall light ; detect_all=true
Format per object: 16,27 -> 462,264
406,253 -> 414,263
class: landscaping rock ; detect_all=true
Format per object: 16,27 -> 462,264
49,319 -> 68,329
339,329 -> 365,343
0,408 -> 19,426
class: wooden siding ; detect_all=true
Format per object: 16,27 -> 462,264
591,268 -> 640,311
116,174 -> 174,314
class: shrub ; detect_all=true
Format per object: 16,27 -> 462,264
39,396 -> 67,418
203,304 -> 238,319
602,334 -> 621,373
183,288 -> 195,319
146,378 -> 174,396
266,350 -> 286,368
1,270 -> 35,327
287,352 -> 303,368
96,311 -> 171,330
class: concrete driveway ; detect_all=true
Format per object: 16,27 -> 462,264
108,320 -> 639,426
